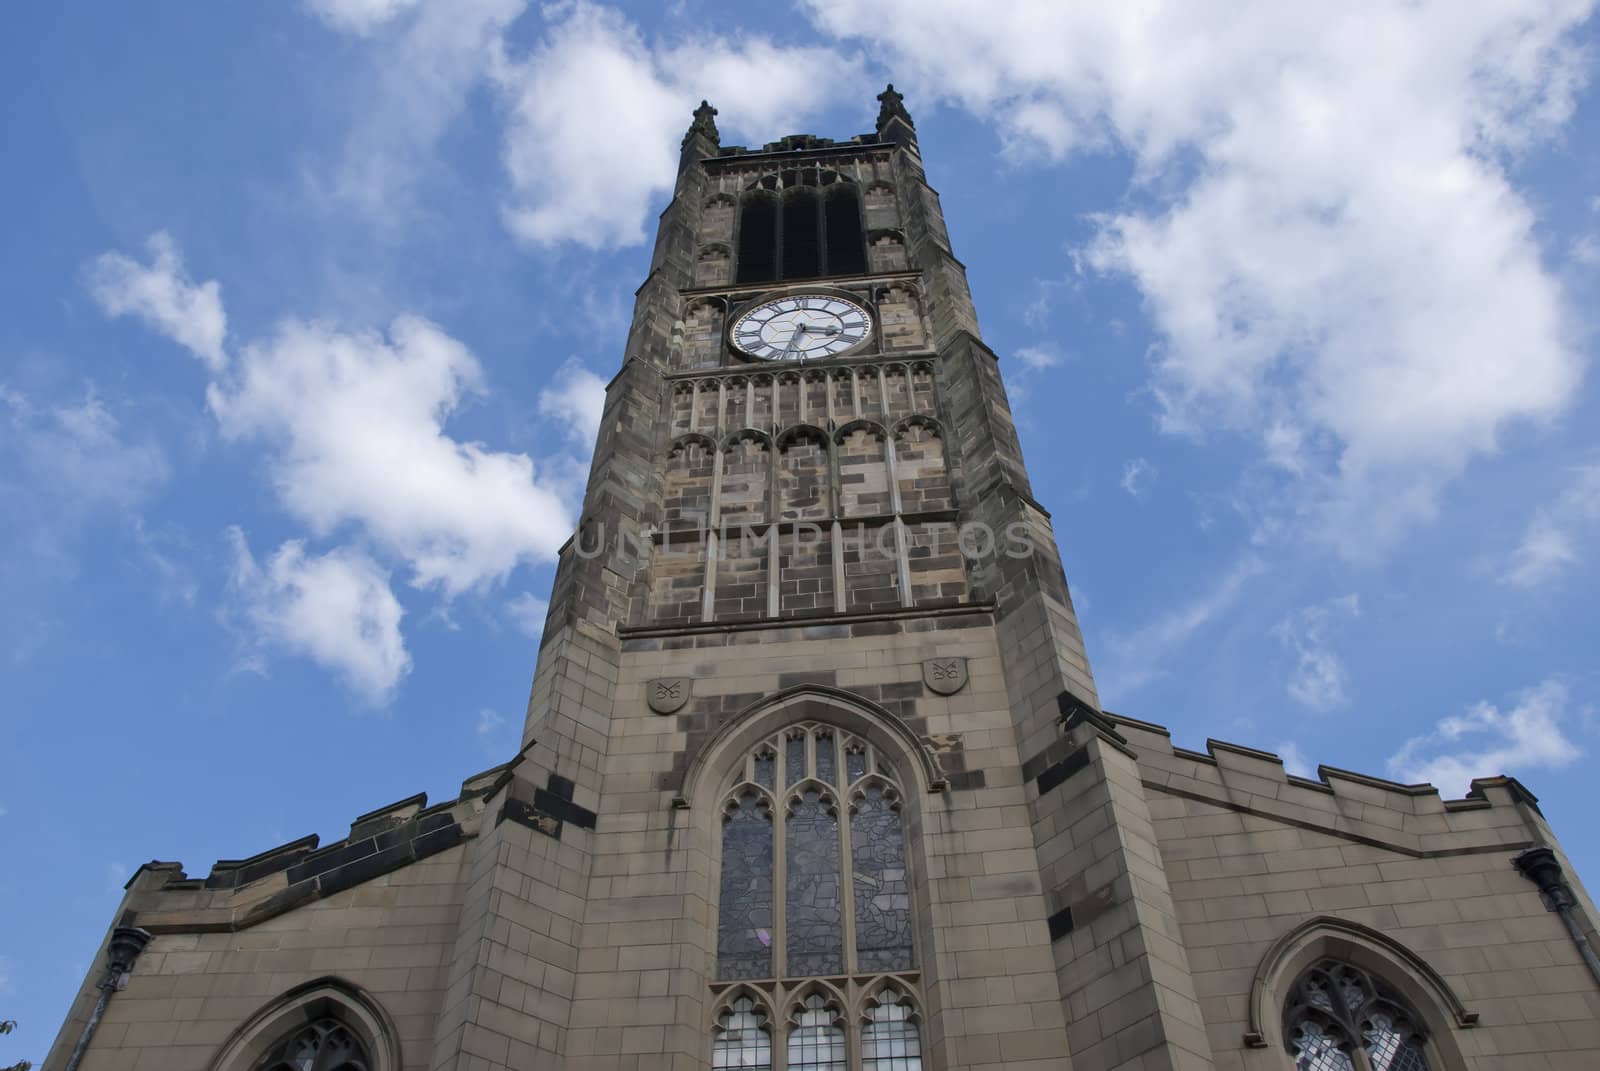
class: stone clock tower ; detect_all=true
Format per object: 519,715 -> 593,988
49,90 -> 1600,1071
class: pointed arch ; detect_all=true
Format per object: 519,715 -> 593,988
711,988 -> 774,1071
206,977 -> 400,1071
677,686 -> 945,808
832,418 -> 888,446
1244,915 -> 1477,1062
858,982 -> 924,1071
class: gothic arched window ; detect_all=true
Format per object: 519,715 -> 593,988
714,723 -> 922,1068
713,995 -> 773,1070
255,1019 -> 370,1071
1283,960 -> 1434,1071
735,173 -> 866,285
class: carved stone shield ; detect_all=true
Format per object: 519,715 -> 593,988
647,676 -> 691,715
922,657 -> 968,696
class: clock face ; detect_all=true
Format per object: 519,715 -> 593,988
730,294 -> 872,360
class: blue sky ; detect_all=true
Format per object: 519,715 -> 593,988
4,0 -> 1600,1057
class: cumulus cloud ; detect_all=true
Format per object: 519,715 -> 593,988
537,359 -> 607,450
227,528 -> 411,703
1099,554 -> 1266,697
87,232 -> 228,370
307,1 -> 860,245
1502,462 -> 1600,587
1388,679 -> 1581,794
804,1 -> 1589,554
208,314 -> 575,594
1273,594 -> 1360,711
492,3 -> 861,247
89,233 -> 588,695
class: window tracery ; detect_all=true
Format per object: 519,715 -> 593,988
714,722 -> 923,1068
714,996 -> 773,1070
1283,960 -> 1433,1071
255,1019 -> 370,1071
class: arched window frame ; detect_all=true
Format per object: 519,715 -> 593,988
1282,959 -> 1434,1071
734,171 -> 867,285
206,978 -> 400,1071
1245,916 -> 1477,1071
715,720 -> 915,982
692,688 -> 942,1071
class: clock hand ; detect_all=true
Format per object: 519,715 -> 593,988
780,323 -> 810,359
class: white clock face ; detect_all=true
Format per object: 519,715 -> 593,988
731,294 -> 872,360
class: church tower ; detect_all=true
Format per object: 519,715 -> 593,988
48,90 -> 1600,1071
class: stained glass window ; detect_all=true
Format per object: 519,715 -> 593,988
256,1020 -> 369,1071
787,994 -> 846,1070
718,793 -> 774,980
1284,960 -> 1433,1071
861,992 -> 923,1071
713,997 -> 772,1070
786,733 -> 807,785
846,745 -> 867,783
714,722 -> 924,1066
786,789 -> 843,976
815,733 -> 836,785
851,785 -> 913,971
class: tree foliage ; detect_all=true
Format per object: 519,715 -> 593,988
1,1018 -> 33,1071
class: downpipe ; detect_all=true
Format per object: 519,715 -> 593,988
1513,847 -> 1600,989
62,927 -> 151,1071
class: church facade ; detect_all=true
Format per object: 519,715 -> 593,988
47,90 -> 1600,1071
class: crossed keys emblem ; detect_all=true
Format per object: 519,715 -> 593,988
647,676 -> 691,714
921,657 -> 968,696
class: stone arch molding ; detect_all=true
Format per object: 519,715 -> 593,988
675,685 -> 947,808
207,977 -> 402,1071
1243,915 -> 1478,1062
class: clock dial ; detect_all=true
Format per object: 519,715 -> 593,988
731,294 -> 872,360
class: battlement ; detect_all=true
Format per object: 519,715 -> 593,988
1103,711 -> 1547,857
117,761 -> 517,934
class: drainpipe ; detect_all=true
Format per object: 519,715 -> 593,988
1513,847 -> 1600,989
63,926 -> 152,1071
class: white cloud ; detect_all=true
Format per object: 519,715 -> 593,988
506,591 -> 549,639
1388,678 -> 1581,794
87,232 -> 228,370
302,0 -> 422,34
106,861 -> 129,892
804,1 -> 1589,555
1099,554 -> 1266,697
1120,457 -> 1155,498
321,0 -> 526,216
208,314 -> 575,595
0,388 -> 169,517
227,528 -> 411,703
1013,345 -> 1061,372
308,2 -> 859,245
1277,741 -> 1314,779
1273,593 -> 1360,710
537,359 -> 606,449
492,4 -> 861,248
1502,463 -> 1600,587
